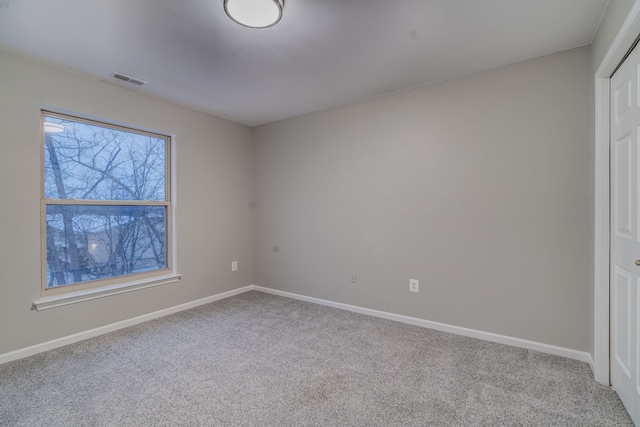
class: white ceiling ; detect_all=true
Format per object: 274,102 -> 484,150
0,0 -> 608,126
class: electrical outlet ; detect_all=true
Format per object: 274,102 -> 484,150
232,261 -> 238,272
409,279 -> 419,292
350,271 -> 357,283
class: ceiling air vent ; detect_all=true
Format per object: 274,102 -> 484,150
112,72 -> 147,86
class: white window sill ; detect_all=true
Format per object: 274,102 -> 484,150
33,273 -> 182,311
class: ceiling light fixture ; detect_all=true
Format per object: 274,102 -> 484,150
224,0 -> 284,29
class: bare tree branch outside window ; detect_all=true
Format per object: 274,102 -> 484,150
43,114 -> 169,288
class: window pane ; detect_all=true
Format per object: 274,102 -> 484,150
45,205 -> 167,288
44,116 -> 166,201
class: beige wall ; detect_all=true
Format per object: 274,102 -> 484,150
0,50 -> 254,355
253,46 -> 592,351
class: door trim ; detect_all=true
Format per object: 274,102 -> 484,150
595,1 -> 640,386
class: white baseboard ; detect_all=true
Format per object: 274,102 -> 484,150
1,284 -> 591,366
587,353 -> 596,377
252,286 -> 591,363
0,285 -> 254,365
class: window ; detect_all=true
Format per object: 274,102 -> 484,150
40,111 -> 176,301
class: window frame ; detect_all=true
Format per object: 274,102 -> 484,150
37,109 -> 179,307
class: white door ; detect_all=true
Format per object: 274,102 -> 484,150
611,42 -> 640,426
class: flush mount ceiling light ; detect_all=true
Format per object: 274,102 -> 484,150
224,0 -> 284,29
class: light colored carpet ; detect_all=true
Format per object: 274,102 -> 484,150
0,291 -> 632,426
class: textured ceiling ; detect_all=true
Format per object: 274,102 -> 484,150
0,0 -> 608,126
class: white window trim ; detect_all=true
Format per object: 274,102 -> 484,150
33,273 -> 182,310
36,107 -> 180,309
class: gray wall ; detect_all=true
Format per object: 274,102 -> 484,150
253,46 -> 592,351
0,26 -> 608,357
0,50 -> 254,355
591,0 -> 636,73
589,0 -> 636,358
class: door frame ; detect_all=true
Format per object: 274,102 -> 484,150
595,1 -> 640,386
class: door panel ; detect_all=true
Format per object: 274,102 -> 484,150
613,266 -> 632,378
611,41 -> 640,426
615,75 -> 632,123
615,135 -> 633,238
